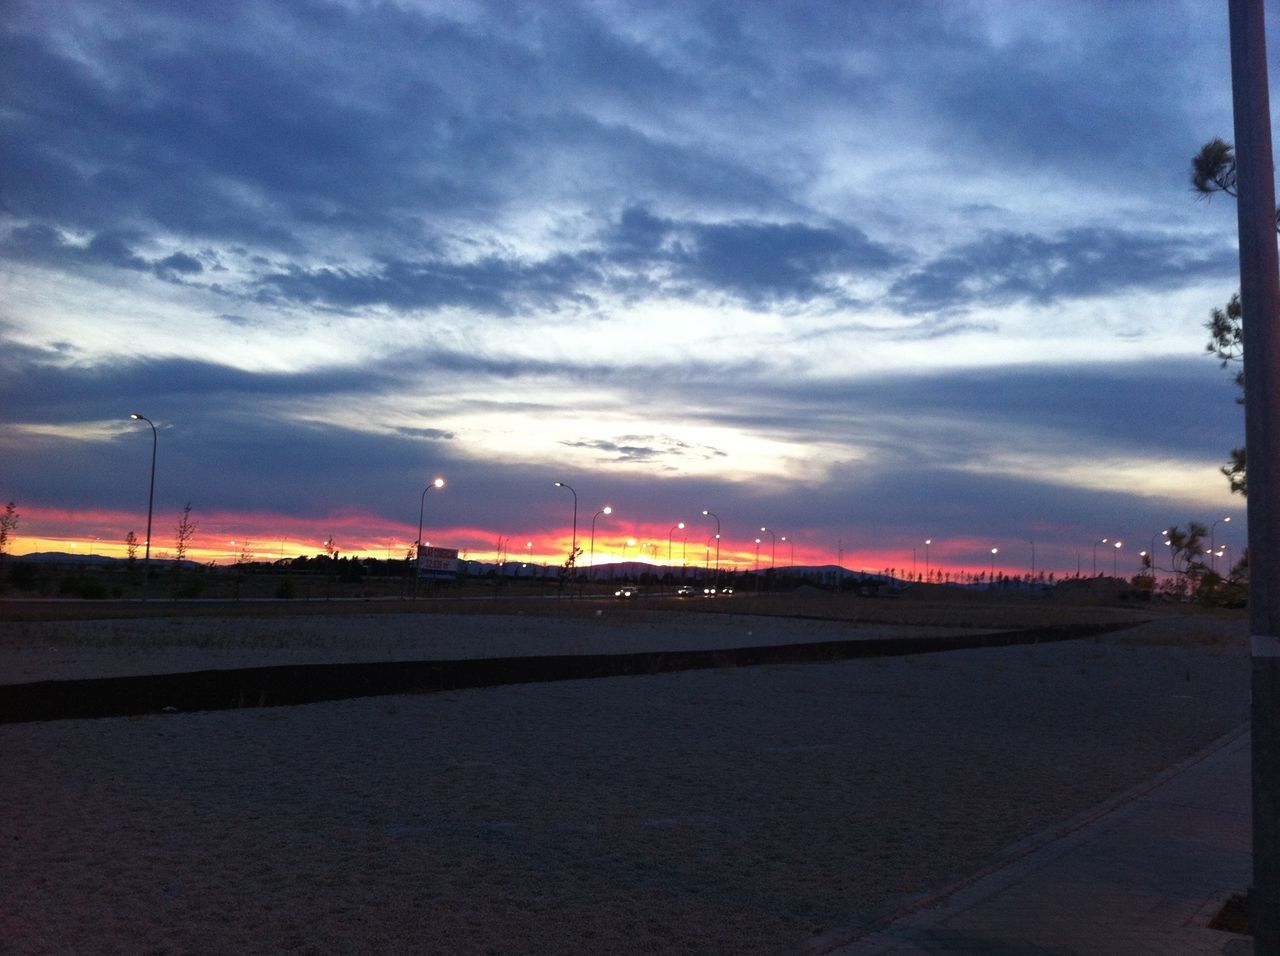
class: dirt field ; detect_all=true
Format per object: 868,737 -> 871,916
0,593 -> 1250,954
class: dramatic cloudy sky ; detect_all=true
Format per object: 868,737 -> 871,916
0,0 -> 1262,574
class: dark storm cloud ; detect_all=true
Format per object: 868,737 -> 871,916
559,436 -> 729,465
0,224 -> 210,283
890,227 -> 1237,313
605,207 -> 899,305
0,0 -> 775,254
660,356 -> 1241,467
559,439 -> 664,463
395,427 -> 455,442
246,204 -> 900,312
253,253 -> 601,314
0,351 -> 403,425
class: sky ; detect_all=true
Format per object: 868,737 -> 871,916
0,0 -> 1265,577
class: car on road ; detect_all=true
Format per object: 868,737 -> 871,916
614,587 -> 634,598
676,586 -> 695,596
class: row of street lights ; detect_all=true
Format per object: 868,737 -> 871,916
128,416 -> 1236,585
553,492 -> 799,579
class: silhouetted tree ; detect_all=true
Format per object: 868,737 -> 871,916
175,502 -> 196,563
0,501 -> 18,558
125,530 -> 139,564
1190,138 -> 1280,496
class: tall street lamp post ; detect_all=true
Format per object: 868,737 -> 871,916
1092,537 -> 1109,576
781,535 -> 794,571
668,522 -> 685,564
129,413 -> 157,592
702,510 -> 721,580
924,538 -> 932,581
1112,540 -> 1123,576
590,505 -> 612,580
759,526 -> 776,570
555,481 -> 579,573
413,477 -> 445,601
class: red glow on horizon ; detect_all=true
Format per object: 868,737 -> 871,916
3,504 -> 1140,579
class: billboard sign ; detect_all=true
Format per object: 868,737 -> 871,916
417,546 -> 459,580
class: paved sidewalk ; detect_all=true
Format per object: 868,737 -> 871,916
829,725 -> 1253,956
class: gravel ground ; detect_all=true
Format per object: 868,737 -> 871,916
0,612 -> 1249,955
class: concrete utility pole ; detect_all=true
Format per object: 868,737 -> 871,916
1228,2 -> 1280,951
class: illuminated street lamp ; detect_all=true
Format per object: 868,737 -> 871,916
555,482 -> 579,567
924,538 -> 932,580
413,477 -> 446,600
1211,516 -> 1232,572
754,537 -> 761,572
590,505 -> 612,579
129,413 -> 157,590
1112,540 -> 1123,576
759,526 -> 776,570
990,547 -> 999,579
1144,529 -> 1170,581
1091,537 -> 1110,576
702,510 -> 721,579
781,535 -> 795,570
668,522 -> 685,564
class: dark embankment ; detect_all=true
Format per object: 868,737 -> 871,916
0,619 -> 1144,724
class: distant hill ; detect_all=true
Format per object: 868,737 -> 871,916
9,552 -> 195,569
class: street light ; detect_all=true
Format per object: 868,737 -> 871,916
1091,537 -> 1109,576
590,505 -> 612,579
780,535 -> 794,570
1145,529 -> 1171,581
759,526 -> 776,570
1211,516 -> 1232,572
990,547 -> 999,581
555,482 -> 578,568
668,522 -> 685,564
702,510 -> 721,579
1112,540 -> 1123,576
413,477 -> 445,600
129,413 -> 157,591
924,538 -> 932,581
754,537 -> 761,572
